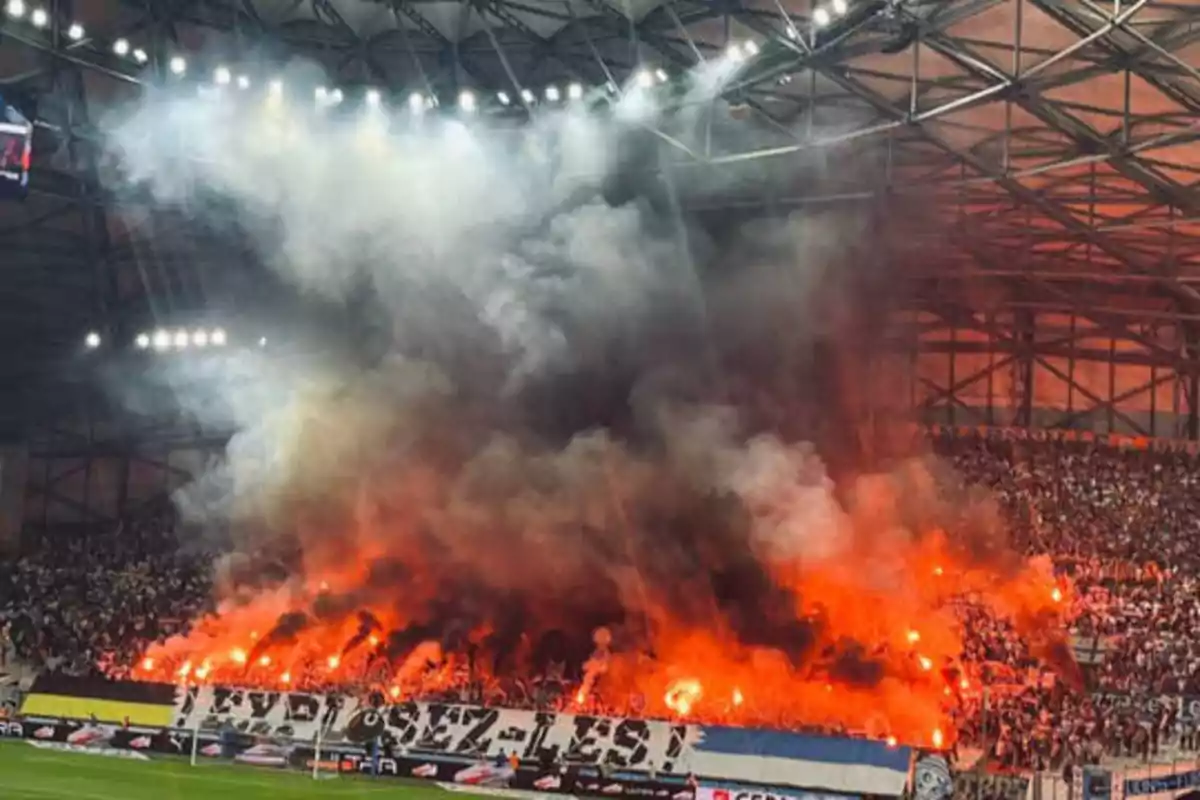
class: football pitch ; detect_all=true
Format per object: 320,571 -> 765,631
0,742 -> 492,800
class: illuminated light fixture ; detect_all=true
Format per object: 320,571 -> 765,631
813,6 -> 831,26
365,88 -> 381,107
133,48 -> 148,64
654,68 -> 668,83
605,80 -> 617,94
634,69 -> 653,89
66,22 -> 84,41
4,0 -> 25,18
407,91 -> 424,112
168,55 -> 185,74
173,329 -> 190,349
785,25 -> 798,39
192,330 -> 209,347
567,82 -> 583,100
545,85 -> 560,102
214,66 -> 231,85
726,43 -> 746,62
458,90 -> 476,112
236,75 -> 250,90
211,328 -> 227,346
315,86 -> 328,102
744,40 -> 759,56
151,330 -> 170,351
29,7 -> 46,27
831,0 -> 848,13
330,88 -> 343,105
268,78 -> 283,97
134,333 -> 150,349
258,337 -> 267,347
113,38 -> 129,56
520,88 -> 534,104
84,331 -> 101,349
497,91 -> 510,106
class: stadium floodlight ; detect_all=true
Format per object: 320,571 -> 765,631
458,90 -> 476,112
497,91 -> 510,106
744,40 -> 760,56
330,88 -> 344,105
134,333 -> 150,349
173,329 -> 190,349
268,78 -> 283,97
4,0 -> 25,18
192,330 -> 209,347
365,88 -> 381,107
258,337 -> 267,347
654,68 -> 668,83
545,85 -> 561,102
211,328 -> 227,346
29,6 -> 46,27
236,75 -> 250,90
152,329 -> 171,351
214,66 -> 231,85
634,69 -> 653,89
832,0 -> 848,13
408,91 -> 424,112
84,331 -> 101,349
168,55 -> 185,74
813,6 -> 831,26
785,25 -> 798,39
133,47 -> 148,64
567,82 -> 583,100
113,38 -> 129,56
66,22 -> 84,40
520,88 -> 534,104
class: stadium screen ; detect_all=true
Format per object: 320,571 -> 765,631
0,121 -> 32,196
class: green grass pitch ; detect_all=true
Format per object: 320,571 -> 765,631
0,741 -> 490,800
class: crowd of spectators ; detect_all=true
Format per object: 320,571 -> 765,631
934,431 -> 1200,773
0,500 -> 211,676
5,431 -> 1200,780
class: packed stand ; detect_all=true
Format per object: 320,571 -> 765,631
933,432 -> 1200,772
0,500 -> 212,677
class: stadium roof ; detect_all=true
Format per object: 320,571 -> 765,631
0,0 -> 1198,432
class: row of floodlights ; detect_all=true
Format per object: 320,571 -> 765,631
786,0 -> 850,36
84,328 -> 231,351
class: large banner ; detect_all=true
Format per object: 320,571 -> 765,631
171,686 -> 911,796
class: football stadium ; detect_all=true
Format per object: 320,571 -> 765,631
1,1 -> 1200,800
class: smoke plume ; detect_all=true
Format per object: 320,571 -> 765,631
101,70 -> 1073,745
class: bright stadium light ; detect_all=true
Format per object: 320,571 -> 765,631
545,85 -> 561,102
654,68 -> 668,83
268,78 -> 283,97
497,91 -> 510,106
5,0 -> 25,18
813,6 -> 831,26
365,88 -> 381,107
408,91 -> 424,112
113,38 -> 129,56
84,331 -> 101,349
66,22 -> 84,40
634,69 -> 653,89
133,48 -> 148,64
168,55 -> 185,74
135,333 -> 150,349
29,7 -> 46,27
192,330 -> 209,347
330,88 -> 344,104
744,40 -> 760,56
211,328 -> 227,346
832,0 -> 848,13
236,75 -> 251,90
520,88 -> 534,104
152,329 -> 170,351
458,90 -> 476,112
173,329 -> 190,349
567,82 -> 583,100
214,66 -> 231,85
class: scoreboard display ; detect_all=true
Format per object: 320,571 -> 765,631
0,121 -> 32,194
